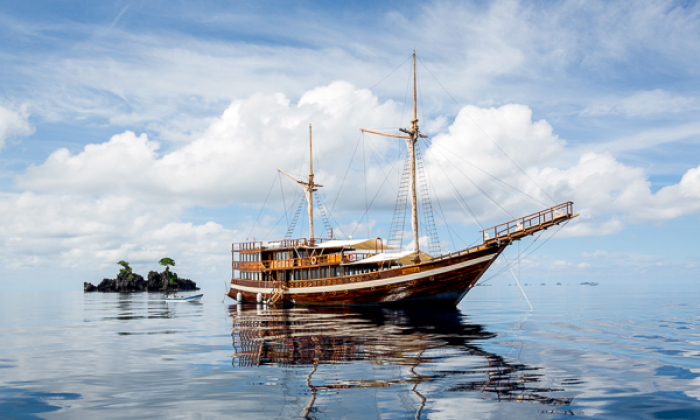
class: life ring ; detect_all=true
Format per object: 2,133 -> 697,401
347,253 -> 354,261
310,256 -> 317,264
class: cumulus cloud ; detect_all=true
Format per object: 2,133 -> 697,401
18,82 -> 401,208
0,191 -> 233,278
0,105 -> 33,151
8,82 -> 700,280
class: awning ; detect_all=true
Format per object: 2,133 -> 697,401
313,238 -> 392,251
347,250 -> 432,265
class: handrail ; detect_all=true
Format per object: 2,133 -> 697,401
232,251 -> 376,270
231,237 -> 334,252
480,202 -> 574,243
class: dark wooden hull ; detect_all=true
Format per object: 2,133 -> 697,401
228,245 -> 504,307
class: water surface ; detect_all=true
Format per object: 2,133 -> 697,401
1,282 -> 699,419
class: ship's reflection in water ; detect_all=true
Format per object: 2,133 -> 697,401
229,305 -> 574,418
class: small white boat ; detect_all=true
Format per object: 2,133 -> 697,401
164,293 -> 203,302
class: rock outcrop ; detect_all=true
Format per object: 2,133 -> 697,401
84,270 -> 199,293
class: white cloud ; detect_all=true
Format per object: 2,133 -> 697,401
0,105 -> 33,152
583,90 -> 700,117
582,250 -> 609,258
7,81 -> 700,285
4,0 -> 699,143
18,82 -> 403,208
0,191 -> 233,278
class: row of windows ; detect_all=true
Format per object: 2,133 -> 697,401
236,265 -> 380,281
240,272 -> 262,280
274,251 -> 294,260
291,266 -> 378,280
239,253 -> 260,262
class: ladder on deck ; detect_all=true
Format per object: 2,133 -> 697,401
268,285 -> 288,306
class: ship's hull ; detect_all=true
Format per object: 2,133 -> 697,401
228,245 -> 504,307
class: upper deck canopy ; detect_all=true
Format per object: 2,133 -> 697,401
311,238 -> 392,251
346,250 -> 432,265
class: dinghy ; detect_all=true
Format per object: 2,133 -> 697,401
164,294 -> 203,302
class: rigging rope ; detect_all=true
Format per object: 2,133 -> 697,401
329,133 -> 362,216
350,149 -> 404,238
313,54 -> 413,127
262,189 -> 305,241
278,171 -> 288,226
425,139 -> 514,219
417,56 -> 557,206
424,137 -> 549,207
363,135 -> 369,238
479,219 -> 571,285
246,176 -> 278,240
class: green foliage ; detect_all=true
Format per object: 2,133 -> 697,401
159,258 -> 177,284
159,258 -> 175,268
117,260 -> 132,276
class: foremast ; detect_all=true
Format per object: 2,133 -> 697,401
361,50 -> 426,263
279,124 -> 323,244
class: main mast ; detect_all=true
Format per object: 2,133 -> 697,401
361,50 -> 425,262
278,124 -> 322,244
408,51 -> 420,262
307,123 -> 315,242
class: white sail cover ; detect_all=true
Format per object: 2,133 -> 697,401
313,238 -> 392,251
347,250 -> 432,265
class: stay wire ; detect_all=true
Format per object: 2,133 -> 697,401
425,138 -> 548,207
422,143 -> 483,229
364,140 -> 402,196
313,54 -> 413,127
418,138 -> 455,252
417,56 -> 557,205
278,171 -> 288,226
479,219 -> 570,284
363,136 -> 369,238
350,151 -> 403,238
262,189 -> 305,241
247,176 -> 278,240
428,139 -> 513,219
329,134 -> 362,215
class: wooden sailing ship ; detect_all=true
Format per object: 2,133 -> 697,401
228,52 -> 577,306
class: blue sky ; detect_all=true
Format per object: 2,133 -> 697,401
1,0 -> 699,291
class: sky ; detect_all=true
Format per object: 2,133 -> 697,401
1,0 -> 699,291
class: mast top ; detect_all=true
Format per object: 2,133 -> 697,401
413,50 -> 417,124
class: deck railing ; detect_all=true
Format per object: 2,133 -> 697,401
232,251 -> 375,270
479,202 -> 574,244
232,237 -> 334,252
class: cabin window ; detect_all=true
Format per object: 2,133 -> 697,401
233,270 -> 240,278
320,268 -> 329,279
302,270 -> 309,280
332,267 -> 342,277
279,272 -> 285,282
311,269 -> 319,279
294,271 -> 301,280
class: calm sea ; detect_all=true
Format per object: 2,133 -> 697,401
1,282 -> 699,419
